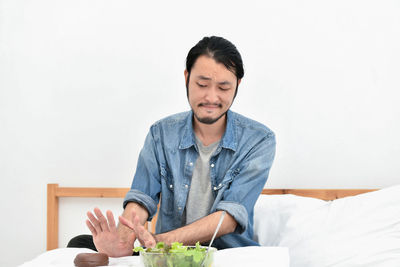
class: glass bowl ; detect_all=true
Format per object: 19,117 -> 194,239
139,246 -> 217,267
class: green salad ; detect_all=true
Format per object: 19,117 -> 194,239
134,242 -> 214,267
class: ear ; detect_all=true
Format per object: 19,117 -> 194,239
184,69 -> 189,85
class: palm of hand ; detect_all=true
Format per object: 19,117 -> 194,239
93,230 -> 135,257
86,208 -> 135,257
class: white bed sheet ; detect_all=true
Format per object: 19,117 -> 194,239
19,247 -> 289,267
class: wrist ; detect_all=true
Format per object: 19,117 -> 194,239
123,202 -> 149,225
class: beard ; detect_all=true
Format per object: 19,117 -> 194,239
193,108 -> 227,125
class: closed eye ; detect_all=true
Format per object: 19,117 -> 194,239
197,82 -> 207,87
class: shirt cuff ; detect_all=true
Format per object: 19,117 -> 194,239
123,189 -> 158,221
215,200 -> 248,234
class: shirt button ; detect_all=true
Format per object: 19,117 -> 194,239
169,184 -> 173,189
213,186 -> 217,191
185,184 -> 189,189
178,207 -> 182,210
210,163 -> 215,168
218,183 -> 222,187
189,162 -> 193,166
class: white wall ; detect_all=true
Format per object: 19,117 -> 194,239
1,0 -> 400,266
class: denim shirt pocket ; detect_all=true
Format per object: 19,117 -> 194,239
214,168 -> 240,193
160,164 -> 175,216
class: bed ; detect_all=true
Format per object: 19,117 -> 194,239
21,184 -> 400,267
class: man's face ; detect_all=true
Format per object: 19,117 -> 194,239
185,55 -> 240,125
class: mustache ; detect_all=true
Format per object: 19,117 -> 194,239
198,103 -> 222,108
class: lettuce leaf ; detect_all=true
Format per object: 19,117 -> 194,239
134,241 -> 210,267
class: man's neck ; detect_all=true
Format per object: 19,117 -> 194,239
193,115 -> 226,146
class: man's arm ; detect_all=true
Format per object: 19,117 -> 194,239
214,133 -> 276,236
117,202 -> 149,241
120,210 -> 237,246
157,210 -> 236,245
88,125 -> 163,255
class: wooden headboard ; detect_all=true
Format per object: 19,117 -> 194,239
47,183 -> 376,250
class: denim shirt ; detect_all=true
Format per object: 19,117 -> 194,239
123,110 -> 276,249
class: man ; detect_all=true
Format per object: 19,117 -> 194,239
68,36 -> 276,257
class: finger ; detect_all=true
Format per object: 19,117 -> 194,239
144,239 -> 156,248
142,230 -> 156,248
86,219 -> 97,237
130,210 -> 142,234
130,214 -> 145,245
94,207 -> 110,232
130,209 -> 137,222
106,210 -> 117,232
87,211 -> 102,233
118,215 -> 135,231
133,216 -> 156,248
132,215 -> 142,235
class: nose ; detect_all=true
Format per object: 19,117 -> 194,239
204,85 -> 219,103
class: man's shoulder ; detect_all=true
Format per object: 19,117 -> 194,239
151,111 -> 190,130
230,111 -> 275,138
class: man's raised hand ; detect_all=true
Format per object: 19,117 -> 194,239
86,208 -> 135,257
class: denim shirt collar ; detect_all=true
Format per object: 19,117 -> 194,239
178,110 -> 237,152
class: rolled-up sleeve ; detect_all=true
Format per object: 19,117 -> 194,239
123,189 -> 159,220
215,132 -> 276,234
215,201 -> 248,233
123,126 -> 162,221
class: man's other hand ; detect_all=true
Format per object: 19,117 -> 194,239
86,208 -> 135,257
119,210 -> 157,248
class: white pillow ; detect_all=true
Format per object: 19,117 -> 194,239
253,194 -> 326,246
274,185 -> 400,267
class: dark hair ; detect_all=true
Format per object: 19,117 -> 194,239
185,36 -> 244,98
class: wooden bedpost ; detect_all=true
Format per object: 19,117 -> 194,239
47,183 -> 59,250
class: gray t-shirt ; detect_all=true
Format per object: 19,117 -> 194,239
183,136 -> 219,225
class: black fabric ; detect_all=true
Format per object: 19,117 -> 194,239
67,234 -> 97,251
